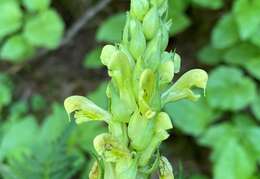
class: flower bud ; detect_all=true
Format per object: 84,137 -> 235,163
64,96 -> 111,124
144,33 -> 161,71
130,0 -> 149,21
128,111 -> 155,151
143,7 -> 160,40
173,52 -> 181,73
129,19 -> 146,60
159,57 -> 174,86
94,133 -> 130,162
159,156 -> 174,179
100,45 -> 117,66
161,69 -> 208,106
160,21 -> 171,51
155,112 -> 173,131
109,120 -> 128,146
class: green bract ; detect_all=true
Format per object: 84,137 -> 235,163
64,0 -> 208,178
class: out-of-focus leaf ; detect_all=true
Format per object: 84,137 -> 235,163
83,48 -> 103,69
192,0 -> 223,9
251,94 -> 260,121
207,66 -> 256,111
22,0 -> 50,12
250,27 -> 260,48
169,12 -> 191,35
0,1 -> 22,39
30,94 -> 46,111
39,104 -> 69,142
197,45 -> 223,65
24,9 -> 64,49
223,43 -> 260,65
0,35 -> 35,62
214,138 -> 255,179
0,74 -> 13,110
164,98 -> 217,136
233,0 -> 260,39
0,116 -> 39,160
87,82 -> 108,109
211,14 -> 239,49
244,57 -> 260,80
96,13 -> 126,43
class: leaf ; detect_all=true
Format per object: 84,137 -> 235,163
22,0 -> 50,12
169,12 -> 191,35
0,74 -> 13,110
223,43 -> 260,65
197,44 -> 224,65
251,94 -> 260,121
0,116 -> 39,160
24,9 -> 64,49
83,48 -> 103,69
233,0 -> 260,39
0,1 -> 22,39
0,35 -> 35,62
244,57 -> 260,80
207,66 -> 256,111
211,14 -> 239,49
214,138 -> 255,179
250,27 -> 260,48
192,0 -> 223,9
96,13 -> 126,43
164,98 -> 217,136
88,82 -> 108,109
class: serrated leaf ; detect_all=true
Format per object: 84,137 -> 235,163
0,1 -> 22,39
192,0 -> 223,9
83,48 -> 103,69
96,13 -> 126,43
211,14 -> 239,49
0,35 -> 35,62
22,0 -> 50,12
223,43 -> 260,65
164,98 -> 217,136
233,0 -> 260,39
197,45 -> 224,65
207,66 -> 256,111
24,9 -> 64,49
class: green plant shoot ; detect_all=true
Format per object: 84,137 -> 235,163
64,0 -> 208,178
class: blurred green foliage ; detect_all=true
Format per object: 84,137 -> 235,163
0,0 -> 64,63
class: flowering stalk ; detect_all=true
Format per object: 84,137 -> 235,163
64,0 -> 208,178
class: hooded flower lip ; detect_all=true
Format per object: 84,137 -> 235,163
64,95 -> 111,124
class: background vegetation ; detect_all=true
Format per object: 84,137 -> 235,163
0,0 -> 260,178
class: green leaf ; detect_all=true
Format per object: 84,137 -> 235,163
30,94 -> 46,111
164,98 -> 217,136
24,9 -> 64,49
197,44 -> 224,65
233,0 -> 260,39
211,14 -> 239,49
83,48 -> 103,69
251,94 -> 260,121
223,43 -> 260,65
0,1 -> 22,39
214,138 -> 255,179
192,0 -> 223,9
87,82 -> 108,109
0,74 -> 13,110
244,57 -> 260,80
96,13 -> 126,43
22,0 -> 50,12
207,66 -> 256,111
250,27 -> 260,48
0,35 -> 35,62
169,12 -> 191,35
0,116 -> 39,160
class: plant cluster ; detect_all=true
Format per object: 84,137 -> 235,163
65,0 -> 208,178
0,0 -> 64,63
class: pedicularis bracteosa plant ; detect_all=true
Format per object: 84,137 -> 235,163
64,0 -> 208,178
